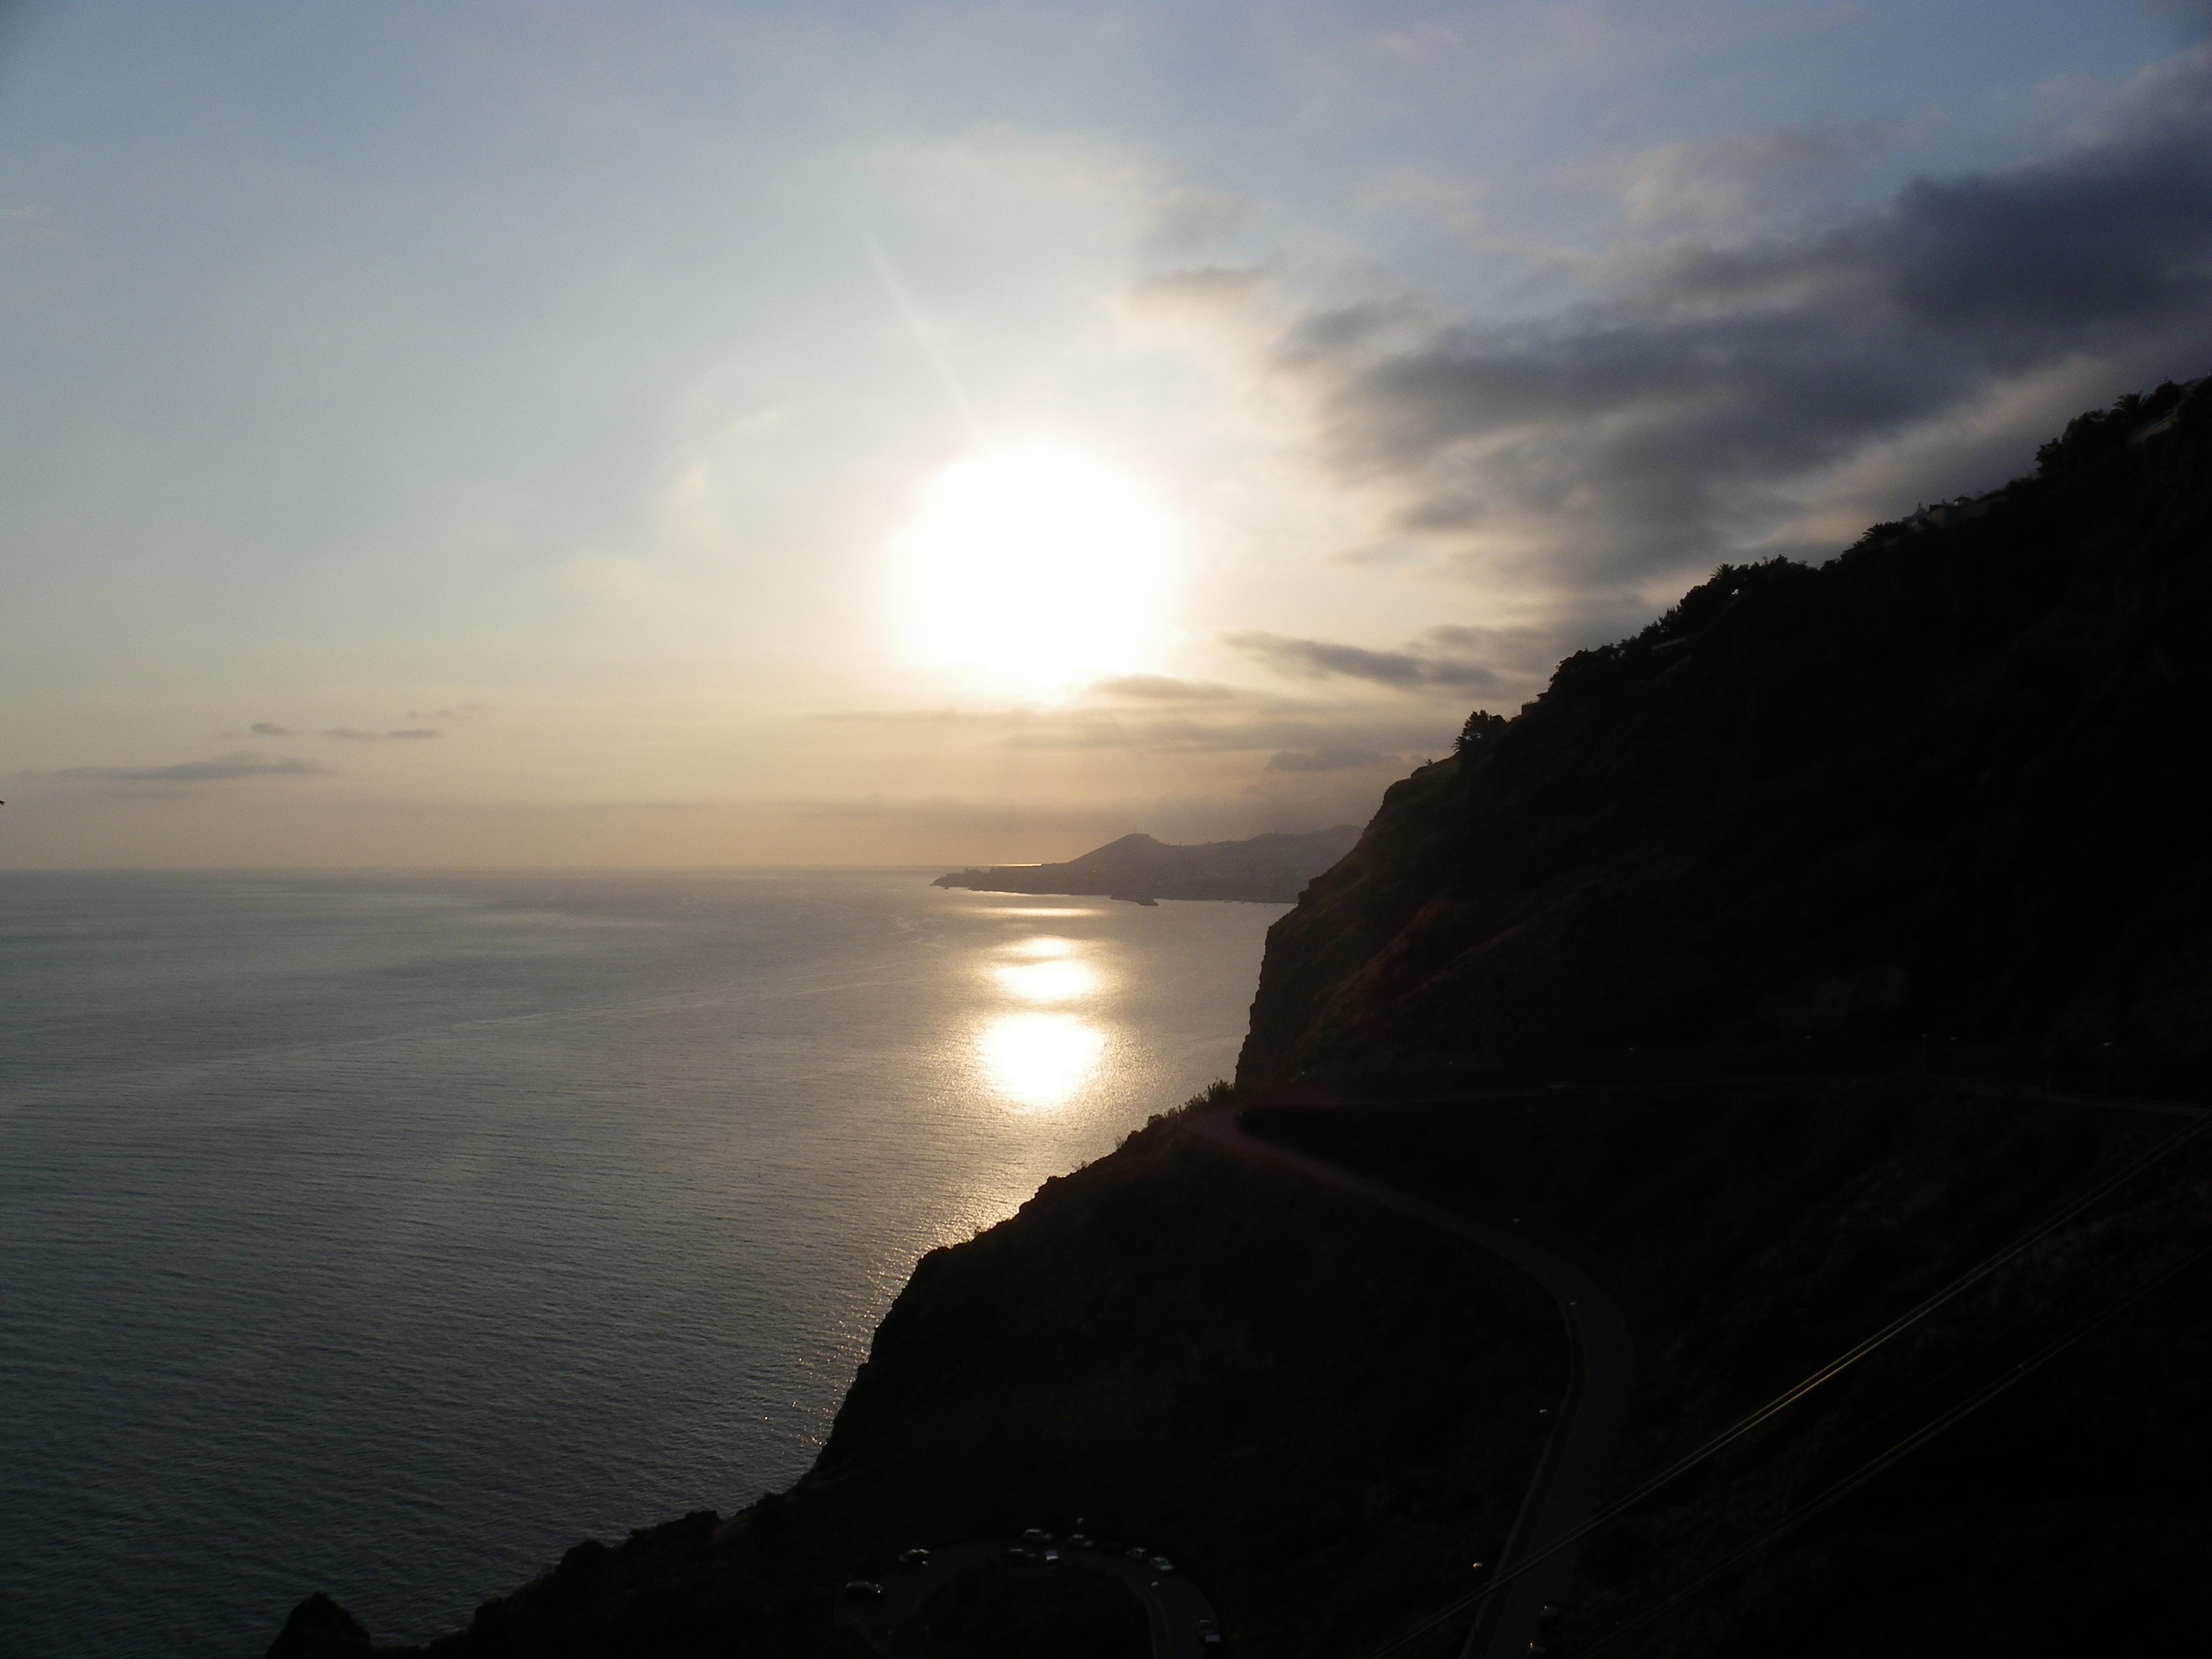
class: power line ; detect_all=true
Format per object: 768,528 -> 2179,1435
1358,1112 -> 2208,1659
1576,1240 -> 2212,1655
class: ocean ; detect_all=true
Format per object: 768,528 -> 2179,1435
0,870 -> 1282,1658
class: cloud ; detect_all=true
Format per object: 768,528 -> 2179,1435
1222,628 -> 1505,692
36,752 -> 332,788
807,700 -> 1456,761
1125,265 -> 1269,314
1614,126 -> 1863,228
1266,747 -> 1402,773
1088,674 -> 1239,702
1148,187 -> 1250,250
1284,45 -> 2212,586
231,722 -> 442,740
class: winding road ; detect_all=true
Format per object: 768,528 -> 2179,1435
841,1072 -> 2196,1656
1190,1103 -> 1636,1659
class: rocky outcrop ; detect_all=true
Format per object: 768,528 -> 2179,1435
1239,380 -> 2209,1087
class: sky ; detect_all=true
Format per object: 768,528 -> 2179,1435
3,0 -> 2208,868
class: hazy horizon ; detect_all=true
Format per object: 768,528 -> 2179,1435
6,1 -> 2209,868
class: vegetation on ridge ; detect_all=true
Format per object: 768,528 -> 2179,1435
1240,378 -> 2209,1086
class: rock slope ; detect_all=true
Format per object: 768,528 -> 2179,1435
1240,380 -> 2209,1086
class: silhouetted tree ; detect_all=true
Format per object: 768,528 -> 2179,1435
1454,709 -> 1506,756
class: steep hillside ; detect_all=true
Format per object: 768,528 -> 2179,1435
936,826 -> 1360,904
268,1104 -> 1560,1658
1248,1080 -> 2208,1659
1240,381 -> 2210,1087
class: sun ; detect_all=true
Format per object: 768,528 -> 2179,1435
893,442 -> 1176,697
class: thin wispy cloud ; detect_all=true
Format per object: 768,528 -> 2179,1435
231,723 -> 442,741
1088,674 -> 1241,702
1222,629 -> 1505,692
810,700 -> 1455,763
33,753 -> 332,789
1266,747 -> 1404,773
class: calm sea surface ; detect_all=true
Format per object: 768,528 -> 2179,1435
0,871 -> 1282,1658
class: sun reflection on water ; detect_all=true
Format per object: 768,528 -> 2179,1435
970,929 -> 1114,1110
979,1012 -> 1109,1112
993,958 -> 1099,1004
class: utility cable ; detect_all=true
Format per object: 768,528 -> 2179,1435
1575,1240 -> 2212,1655
1355,1112 -> 2207,1659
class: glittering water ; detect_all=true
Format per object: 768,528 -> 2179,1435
0,871 -> 1281,1658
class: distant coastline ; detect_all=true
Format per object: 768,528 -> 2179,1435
933,825 -> 1360,905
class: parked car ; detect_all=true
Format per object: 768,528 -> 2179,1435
1002,1546 -> 1034,1565
1125,1545 -> 1148,1561
1022,1527 -> 1052,1545
841,1580 -> 884,1599
1043,1548 -> 1062,1567
1150,1556 -> 1175,1574
1197,1616 -> 1223,1650
896,1548 -> 931,1569
1066,1533 -> 1094,1550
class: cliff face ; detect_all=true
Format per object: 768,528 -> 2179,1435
935,825 -> 1360,904
270,1107 -> 1561,1658
271,381 -> 2211,1659
1240,382 -> 2210,1086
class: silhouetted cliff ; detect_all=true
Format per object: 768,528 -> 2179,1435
269,1100 -> 1560,1656
935,826 -> 1359,904
272,383 -> 2210,1659
1241,380 -> 2210,1087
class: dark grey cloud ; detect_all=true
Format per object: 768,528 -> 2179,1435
38,752 -> 332,787
1266,747 -> 1401,773
1288,46 -> 2212,583
248,721 -> 295,736
1222,628 -> 1505,692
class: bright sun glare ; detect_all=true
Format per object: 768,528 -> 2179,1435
979,1011 -> 1108,1112
894,443 -> 1176,697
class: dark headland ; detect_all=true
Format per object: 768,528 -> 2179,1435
933,826 -> 1361,905
272,380 -> 2208,1658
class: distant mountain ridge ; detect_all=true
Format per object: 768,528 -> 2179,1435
934,825 -> 1360,904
